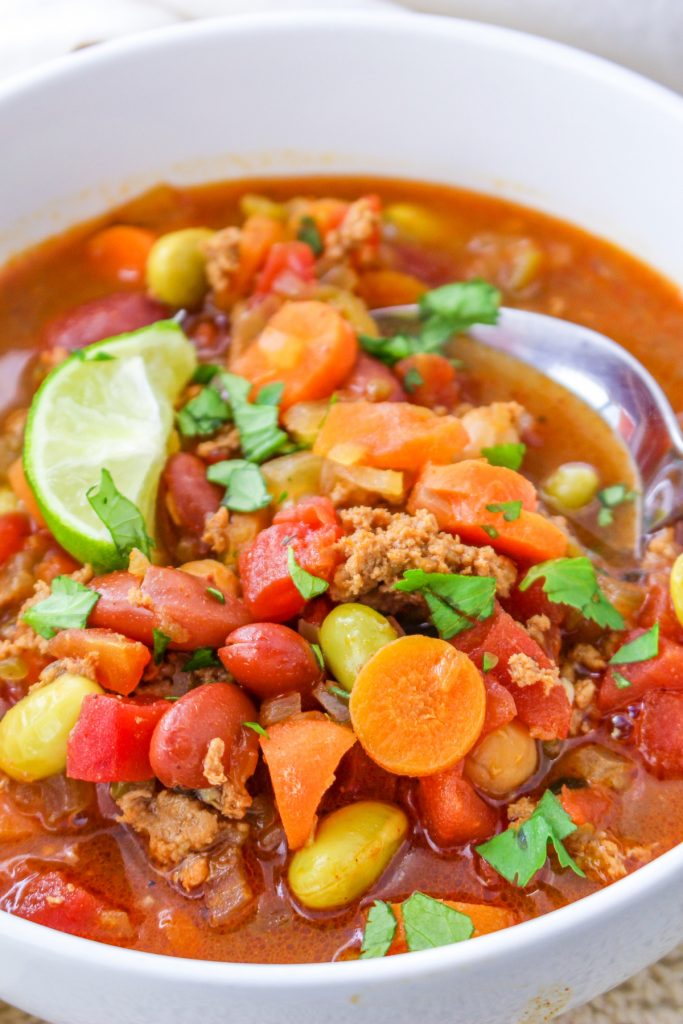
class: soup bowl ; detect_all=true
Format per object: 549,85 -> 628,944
1,11 -> 683,1024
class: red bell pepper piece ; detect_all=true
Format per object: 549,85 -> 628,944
6,870 -> 133,944
0,511 -> 29,565
47,627 -> 151,696
67,694 -> 169,782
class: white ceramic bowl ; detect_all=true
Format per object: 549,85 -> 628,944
1,12 -> 683,1024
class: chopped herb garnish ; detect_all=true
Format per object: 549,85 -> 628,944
486,500 -> 523,522
482,652 -> 499,673
22,576 -> 100,640
191,363 -> 222,385
402,368 -> 424,393
297,215 -> 324,256
163,695 -> 181,702
152,629 -> 172,664
327,683 -> 350,701
597,483 -> 637,527
218,372 -> 289,463
87,468 -> 154,565
480,524 -> 499,539
359,279 -> 500,366
287,546 -> 329,600
206,586 -> 225,604
360,901 -> 397,959
311,643 -> 325,672
395,569 -> 496,640
613,671 -> 632,690
477,790 -> 585,887
207,459 -> 272,513
184,647 -> 220,672
482,443 -> 526,471
255,382 -> 285,407
244,721 -> 269,739
609,623 -> 659,666
520,556 -> 625,630
177,386 -> 231,437
402,892 -> 474,952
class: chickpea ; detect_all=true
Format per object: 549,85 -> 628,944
543,462 -> 600,511
319,604 -> 398,692
0,673 -> 102,782
288,801 -> 408,910
464,720 -> 538,797
146,227 -> 214,308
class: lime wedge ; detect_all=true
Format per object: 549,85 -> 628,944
24,320 -> 196,570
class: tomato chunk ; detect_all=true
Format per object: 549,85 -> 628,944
419,766 -> 498,848
0,511 -> 29,565
482,676 -> 517,736
599,633 -> 683,712
636,690 -> 683,777
67,693 -> 168,782
48,628 -> 150,696
254,241 -> 316,296
5,870 -> 133,944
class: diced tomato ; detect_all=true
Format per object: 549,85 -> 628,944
339,353 -> 407,403
559,784 -> 613,828
0,512 -> 29,565
453,605 -> 571,740
47,627 -> 150,696
255,241 -> 316,296
419,765 -> 498,847
598,633 -> 683,712
273,495 -> 338,530
163,452 -> 222,536
5,870 -> 133,944
395,353 -> 460,409
637,574 -> 683,643
34,541 -> 80,583
333,744 -> 398,804
501,579 -> 564,660
67,693 -> 169,782
636,690 -> 683,777
42,292 -> 168,350
299,595 -> 333,628
482,676 -> 517,736
7,458 -> 45,525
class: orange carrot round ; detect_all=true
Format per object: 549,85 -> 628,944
384,899 -> 517,954
349,636 -> 486,777
232,300 -> 358,410
86,225 -> 155,285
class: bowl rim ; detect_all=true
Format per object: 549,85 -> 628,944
2,6 -> 683,985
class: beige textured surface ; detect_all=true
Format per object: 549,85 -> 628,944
1,944 -> 683,1024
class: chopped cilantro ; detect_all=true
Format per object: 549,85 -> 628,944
218,372 -> 288,463
207,459 -> 272,513
402,892 -> 474,952
597,483 -> 637,527
22,576 -> 100,640
176,386 -> 231,437
520,556 -> 625,630
360,901 -> 397,959
152,629 -> 171,664
87,468 -> 154,566
297,215 -> 324,256
482,652 -> 499,673
244,721 -> 269,739
206,586 -> 225,604
395,569 -> 496,640
191,363 -> 222,385
184,647 -> 220,672
287,546 -> 329,600
482,443 -> 526,471
486,500 -> 523,522
609,623 -> 659,666
480,524 -> 499,539
402,368 -> 424,393
311,643 -> 325,672
613,671 -> 632,690
477,790 -> 585,887
327,683 -> 350,701
255,382 -> 285,407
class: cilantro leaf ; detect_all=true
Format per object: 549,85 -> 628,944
87,468 -> 154,565
597,483 -> 637,527
287,546 -> 329,600
402,892 -> 474,952
297,215 -> 324,256
177,386 -> 231,437
395,569 -> 496,639
218,372 -> 288,463
520,556 -> 624,630
486,500 -> 523,522
255,382 -> 285,407
184,647 -> 220,671
327,683 -> 350,701
482,443 -> 526,471
244,721 -> 269,739
477,790 -> 585,887
207,459 -> 272,513
153,629 -> 171,664
402,368 -> 424,393
206,586 -> 225,604
482,652 -> 498,673
22,576 -> 100,640
480,524 -> 499,539
613,671 -> 632,690
609,623 -> 659,666
191,363 -> 222,385
360,901 -> 397,959
311,643 -> 325,671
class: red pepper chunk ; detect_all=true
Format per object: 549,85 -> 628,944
48,628 -> 150,696
636,690 -> 683,777
67,694 -> 169,782
6,870 -> 133,945
0,511 -> 29,565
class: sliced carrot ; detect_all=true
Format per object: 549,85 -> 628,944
419,766 -> 498,847
85,225 -> 155,285
47,627 -> 151,696
384,899 -> 517,954
349,636 -> 486,777
232,300 -> 358,410
260,714 -> 356,850
357,270 -> 427,308
314,401 -> 467,472
408,460 -> 567,563
8,457 -> 45,526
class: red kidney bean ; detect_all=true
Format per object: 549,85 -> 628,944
43,292 -> 168,350
219,623 -> 322,699
339,353 -> 406,403
162,452 -> 222,536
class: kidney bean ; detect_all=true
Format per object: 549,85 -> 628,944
43,292 -> 168,350
339,353 -> 406,403
163,452 -> 222,536
219,623 -> 322,699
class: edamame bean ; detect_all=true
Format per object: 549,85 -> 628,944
543,462 -> 600,511
464,720 -> 538,797
288,801 -> 408,910
146,227 -> 214,308
0,672 -> 102,782
319,604 -> 397,692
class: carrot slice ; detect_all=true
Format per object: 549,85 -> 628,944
86,225 -> 155,285
349,636 -> 486,777
419,766 -> 498,847
408,460 -> 567,563
47,627 -> 151,696
384,899 -> 517,954
314,401 -> 467,472
260,714 -> 356,850
357,270 -> 427,308
232,300 -> 358,410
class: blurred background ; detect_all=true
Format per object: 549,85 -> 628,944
1,0 -> 682,92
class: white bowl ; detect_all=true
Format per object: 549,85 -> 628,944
1,12 -> 683,1024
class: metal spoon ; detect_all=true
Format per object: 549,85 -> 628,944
372,305 -> 683,549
